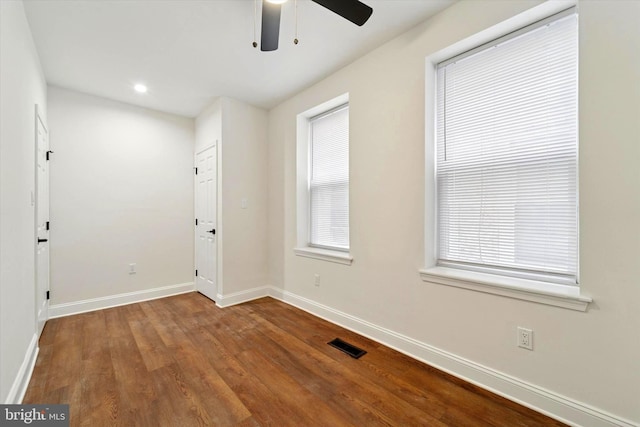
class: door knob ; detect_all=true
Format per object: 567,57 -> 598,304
207,229 -> 216,235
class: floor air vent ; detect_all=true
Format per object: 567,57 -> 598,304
328,338 -> 367,359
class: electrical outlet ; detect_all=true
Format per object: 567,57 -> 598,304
517,327 -> 533,350
314,274 -> 320,287
129,263 -> 137,275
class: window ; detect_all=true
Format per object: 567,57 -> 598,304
309,104 -> 350,251
294,95 -> 352,265
422,7 -> 590,311
436,10 -> 578,284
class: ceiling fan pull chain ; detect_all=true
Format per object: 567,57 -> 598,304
294,0 -> 299,45
252,0 -> 258,48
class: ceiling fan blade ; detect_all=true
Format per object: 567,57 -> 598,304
261,0 -> 281,52
311,0 -> 373,26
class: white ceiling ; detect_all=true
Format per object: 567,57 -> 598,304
24,0 -> 454,117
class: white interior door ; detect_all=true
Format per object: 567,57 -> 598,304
195,145 -> 217,301
35,106 -> 50,336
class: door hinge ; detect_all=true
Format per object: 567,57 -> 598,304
195,269 -> 198,276
46,221 -> 50,230
194,167 -> 198,175
195,218 -> 198,226
46,150 -> 54,161
46,290 -> 50,300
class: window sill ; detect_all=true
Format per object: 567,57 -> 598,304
419,267 -> 592,312
294,247 -> 353,265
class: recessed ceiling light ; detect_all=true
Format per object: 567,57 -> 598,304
134,84 -> 147,93
266,0 -> 287,4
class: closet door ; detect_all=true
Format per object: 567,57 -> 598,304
195,144 -> 217,301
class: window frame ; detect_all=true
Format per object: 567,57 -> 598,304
435,7 -> 579,286
308,103 -> 350,252
420,2 -> 591,311
294,94 -> 353,265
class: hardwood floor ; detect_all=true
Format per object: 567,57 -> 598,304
24,293 -> 565,426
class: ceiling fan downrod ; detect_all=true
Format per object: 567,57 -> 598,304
294,0 -> 299,45
253,0 -> 258,48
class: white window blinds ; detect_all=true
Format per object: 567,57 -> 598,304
310,105 -> 349,250
436,10 -> 578,284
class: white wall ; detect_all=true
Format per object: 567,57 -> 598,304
196,97 -> 269,300
48,86 -> 195,305
0,0 -> 47,402
195,98 -> 222,154
267,0 -> 640,424
220,98 -> 269,295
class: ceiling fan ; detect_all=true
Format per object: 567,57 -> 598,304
259,0 -> 374,51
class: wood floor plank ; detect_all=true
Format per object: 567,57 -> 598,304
244,297 -> 564,427
242,307 -> 448,426
77,355 -> 117,424
129,318 -> 174,371
44,316 -> 83,393
236,347 -> 355,427
139,299 -> 191,348
24,293 -> 566,427
149,362 -> 215,427
22,337 -> 54,403
108,323 -> 157,426
178,316 -> 326,425
170,332 -> 252,425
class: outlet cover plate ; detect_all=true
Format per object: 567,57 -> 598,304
517,327 -> 533,350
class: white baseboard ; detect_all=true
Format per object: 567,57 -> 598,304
49,282 -> 634,427
261,285 -> 637,427
48,282 -> 195,318
215,286 -> 272,308
4,334 -> 39,404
